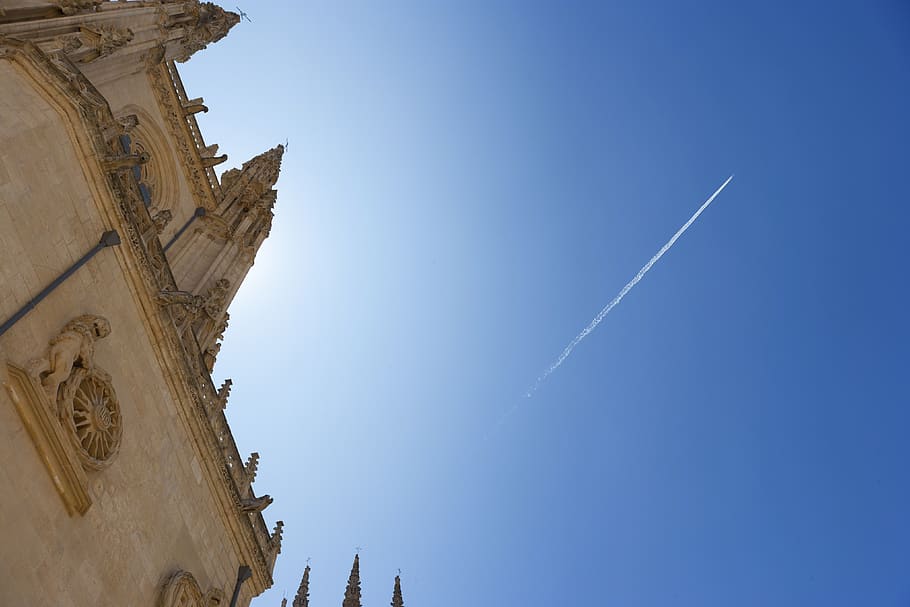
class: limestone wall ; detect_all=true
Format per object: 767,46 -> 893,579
0,56 -> 257,607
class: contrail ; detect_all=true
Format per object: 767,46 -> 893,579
526,175 -> 734,397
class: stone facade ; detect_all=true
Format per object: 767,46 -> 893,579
0,3 -> 281,606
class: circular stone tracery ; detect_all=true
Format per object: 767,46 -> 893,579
62,369 -> 122,470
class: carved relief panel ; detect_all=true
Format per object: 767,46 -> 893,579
3,315 -> 122,515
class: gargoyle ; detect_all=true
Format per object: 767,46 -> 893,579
240,494 -> 273,513
103,151 -> 149,172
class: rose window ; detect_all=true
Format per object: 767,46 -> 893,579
64,370 -> 122,470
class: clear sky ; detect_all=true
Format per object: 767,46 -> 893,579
180,2 -> 910,605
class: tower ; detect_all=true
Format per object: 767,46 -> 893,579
168,144 -> 285,309
342,554 -> 363,607
293,563 -> 311,607
391,574 -> 405,607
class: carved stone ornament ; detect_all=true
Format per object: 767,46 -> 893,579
203,279 -> 230,319
55,0 -> 103,16
151,208 -> 174,235
155,289 -> 205,331
27,314 -> 110,406
147,63 -> 217,210
59,25 -> 134,64
117,114 -> 140,133
28,315 -> 122,470
240,494 -> 272,514
59,364 -> 122,470
173,3 -> 241,63
103,151 -> 150,172
161,570 -> 225,607
203,588 -> 225,607
84,25 -> 134,62
4,315 -> 120,515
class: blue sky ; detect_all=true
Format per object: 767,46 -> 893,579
180,2 -> 910,605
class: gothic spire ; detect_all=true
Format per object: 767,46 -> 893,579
342,554 -> 362,607
391,574 -> 404,607
292,564 -> 310,607
219,144 -> 284,201
175,2 -> 241,63
168,145 -> 283,313
244,144 -> 284,190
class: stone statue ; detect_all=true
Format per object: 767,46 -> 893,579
116,114 -> 139,133
28,314 -> 111,402
101,114 -> 139,143
151,209 -> 173,235
155,290 -> 204,313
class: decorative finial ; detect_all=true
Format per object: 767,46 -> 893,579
217,378 -> 232,409
269,520 -> 284,552
244,452 -> 260,483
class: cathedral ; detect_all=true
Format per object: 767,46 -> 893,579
0,2 -> 403,605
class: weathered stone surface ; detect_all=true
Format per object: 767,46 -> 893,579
0,5 -> 280,606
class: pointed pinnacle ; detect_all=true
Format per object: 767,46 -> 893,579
391,574 -> 404,607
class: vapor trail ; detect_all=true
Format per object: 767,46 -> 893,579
526,175 -> 734,397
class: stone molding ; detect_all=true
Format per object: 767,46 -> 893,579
0,35 -> 276,592
4,364 -> 93,516
160,569 -> 225,607
147,60 -> 220,211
